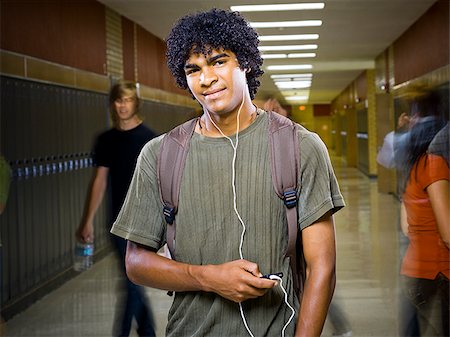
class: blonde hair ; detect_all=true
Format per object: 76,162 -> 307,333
109,81 -> 142,127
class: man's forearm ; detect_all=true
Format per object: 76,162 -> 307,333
294,268 -> 336,337
125,242 -> 277,302
83,180 -> 106,223
295,212 -> 336,337
126,242 -> 206,292
81,168 -> 108,224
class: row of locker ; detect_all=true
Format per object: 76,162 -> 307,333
0,77 -> 111,317
10,154 -> 94,180
1,76 -> 108,161
0,163 -> 112,312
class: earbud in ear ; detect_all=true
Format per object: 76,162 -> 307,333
245,68 -> 251,73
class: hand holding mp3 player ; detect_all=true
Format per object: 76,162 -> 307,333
260,272 -> 283,280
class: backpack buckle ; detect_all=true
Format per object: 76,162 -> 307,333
163,206 -> 176,224
283,190 -> 297,209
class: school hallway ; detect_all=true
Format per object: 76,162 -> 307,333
3,156 -> 403,337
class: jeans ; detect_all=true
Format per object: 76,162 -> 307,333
328,299 -> 352,335
401,273 -> 449,336
111,235 -> 156,337
398,234 -> 420,337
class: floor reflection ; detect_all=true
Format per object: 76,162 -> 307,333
331,157 -> 400,336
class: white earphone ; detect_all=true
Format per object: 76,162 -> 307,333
205,83 -> 295,337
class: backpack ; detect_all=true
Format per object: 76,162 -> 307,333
157,111 -> 306,296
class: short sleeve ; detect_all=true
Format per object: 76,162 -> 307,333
297,131 -> 345,230
421,154 -> 449,189
110,136 -> 167,249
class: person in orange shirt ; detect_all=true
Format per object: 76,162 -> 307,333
399,87 -> 449,336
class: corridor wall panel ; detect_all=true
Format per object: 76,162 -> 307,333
141,100 -> 198,135
134,24 -> 188,97
136,25 -> 161,88
356,107 -> 369,175
0,0 -> 107,75
394,0 -> 449,84
122,17 -> 136,82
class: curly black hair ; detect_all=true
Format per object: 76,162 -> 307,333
165,8 -> 264,100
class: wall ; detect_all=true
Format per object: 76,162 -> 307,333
0,0 -> 192,102
394,0 -> 449,85
331,83 -> 358,168
0,0 -> 107,75
291,104 -> 314,131
374,48 -> 397,194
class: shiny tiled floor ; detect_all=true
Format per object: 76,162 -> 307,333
4,157 -> 403,337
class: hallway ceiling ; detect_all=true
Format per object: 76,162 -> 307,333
98,0 -> 437,105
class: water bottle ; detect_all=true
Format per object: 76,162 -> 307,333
74,241 -> 94,272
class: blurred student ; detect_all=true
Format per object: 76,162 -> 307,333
399,88 -> 449,336
264,97 -> 289,117
76,81 -> 157,337
376,108 -> 423,336
377,112 -> 411,169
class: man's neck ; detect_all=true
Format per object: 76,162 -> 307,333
200,103 -> 258,137
118,116 -> 142,131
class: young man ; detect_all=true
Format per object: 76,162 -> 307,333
111,9 -> 344,337
77,81 -> 156,337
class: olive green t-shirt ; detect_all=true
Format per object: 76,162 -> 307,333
111,110 -> 345,337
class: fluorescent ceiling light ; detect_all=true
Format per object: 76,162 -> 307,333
267,64 -> 313,70
285,95 -> 309,101
282,89 -> 310,96
230,3 -> 325,12
259,45 -> 318,51
260,34 -> 319,41
262,53 -> 316,59
261,54 -> 288,59
273,77 -> 312,83
250,20 -> 322,28
271,73 -> 313,79
274,79 -> 312,85
275,81 -> 312,89
288,53 -> 316,58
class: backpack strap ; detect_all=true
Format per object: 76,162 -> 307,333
267,111 -> 305,296
157,118 -> 198,258
158,112 -> 305,297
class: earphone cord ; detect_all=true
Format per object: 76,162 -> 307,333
271,275 -> 296,337
205,89 -> 295,337
204,89 -> 246,261
205,91 -> 255,337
